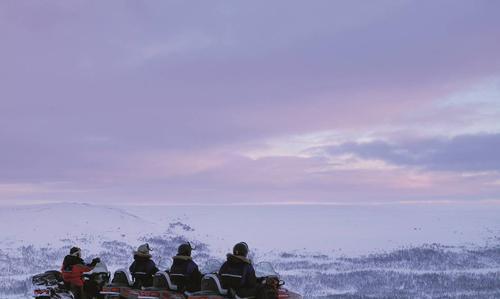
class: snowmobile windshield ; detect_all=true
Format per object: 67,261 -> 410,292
84,262 -> 108,274
157,257 -> 173,271
201,259 -> 222,274
92,262 -> 109,274
255,262 -> 279,278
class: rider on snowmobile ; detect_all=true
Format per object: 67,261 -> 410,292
219,242 -> 257,298
169,242 -> 203,292
129,243 -> 159,288
61,246 -> 100,299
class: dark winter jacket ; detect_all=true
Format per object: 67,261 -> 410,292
219,254 -> 257,291
170,255 -> 202,292
61,255 -> 95,287
129,255 -> 159,287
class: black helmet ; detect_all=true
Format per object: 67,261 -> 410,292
177,242 -> 192,256
233,242 -> 249,257
70,246 -> 81,257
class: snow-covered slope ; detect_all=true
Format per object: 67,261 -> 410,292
1,202 -> 500,298
2,202 -> 500,255
126,203 -> 500,255
0,203 -> 155,247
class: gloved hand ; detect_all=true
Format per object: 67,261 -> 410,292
91,257 -> 101,266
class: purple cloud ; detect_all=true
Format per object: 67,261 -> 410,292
329,134 -> 500,172
0,1 -> 500,203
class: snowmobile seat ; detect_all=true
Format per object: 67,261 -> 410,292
219,272 -> 258,299
201,274 -> 228,296
32,270 -> 63,286
220,273 -> 244,291
132,271 -> 154,288
152,272 -> 178,291
111,269 -> 133,287
169,273 -> 186,290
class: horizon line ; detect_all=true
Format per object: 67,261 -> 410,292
1,199 -> 500,207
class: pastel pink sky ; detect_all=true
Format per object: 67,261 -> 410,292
1,1 -> 499,204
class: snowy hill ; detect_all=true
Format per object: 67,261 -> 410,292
1,202 -> 500,298
0,203 -> 156,248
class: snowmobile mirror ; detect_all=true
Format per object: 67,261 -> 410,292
279,280 -> 285,286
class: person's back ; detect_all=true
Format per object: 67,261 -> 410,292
129,243 -> 159,288
219,242 -> 257,298
170,242 -> 202,292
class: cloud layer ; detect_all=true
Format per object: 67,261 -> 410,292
0,1 -> 499,203
329,134 -> 500,172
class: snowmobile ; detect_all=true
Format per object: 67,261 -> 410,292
31,262 -> 110,299
187,261 -> 302,299
100,268 -> 136,298
101,261 -> 302,299
31,270 -> 74,299
100,259 -> 221,299
100,269 -> 185,299
136,271 -> 186,299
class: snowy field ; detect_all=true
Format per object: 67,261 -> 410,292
1,202 -> 500,298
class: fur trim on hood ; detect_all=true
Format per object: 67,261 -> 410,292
134,251 -> 152,258
173,255 -> 192,261
227,253 -> 251,264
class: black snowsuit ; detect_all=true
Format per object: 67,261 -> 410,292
129,255 -> 159,288
219,254 -> 257,298
169,255 -> 202,292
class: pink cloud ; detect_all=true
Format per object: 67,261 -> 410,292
1,1 -> 500,204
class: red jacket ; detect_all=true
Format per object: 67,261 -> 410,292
61,255 -> 93,287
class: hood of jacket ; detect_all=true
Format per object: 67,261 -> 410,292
134,254 -> 152,262
173,255 -> 192,261
226,253 -> 251,264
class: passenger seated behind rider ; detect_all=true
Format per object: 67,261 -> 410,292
61,246 -> 100,299
129,243 -> 159,288
169,242 -> 202,292
219,242 -> 257,298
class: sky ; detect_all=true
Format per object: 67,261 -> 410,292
0,0 -> 499,205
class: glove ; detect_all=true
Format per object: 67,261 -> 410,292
91,257 -> 101,266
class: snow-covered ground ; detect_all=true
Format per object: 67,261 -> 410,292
1,202 -> 500,298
